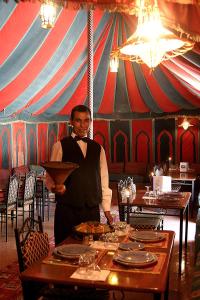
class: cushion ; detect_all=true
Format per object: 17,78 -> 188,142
108,162 -> 124,174
22,231 -> 50,268
125,162 -> 147,176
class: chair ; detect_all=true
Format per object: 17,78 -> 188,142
0,174 -> 19,241
35,177 -> 51,221
117,182 -> 163,230
15,216 -> 52,300
29,165 -> 52,221
18,170 -> 36,223
15,216 -> 109,300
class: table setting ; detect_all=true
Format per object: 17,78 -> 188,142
43,220 -> 169,281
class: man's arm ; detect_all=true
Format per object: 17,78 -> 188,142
100,146 -> 113,224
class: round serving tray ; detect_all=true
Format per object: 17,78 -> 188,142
74,221 -> 114,236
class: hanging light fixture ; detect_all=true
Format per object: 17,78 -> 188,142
110,0 -> 194,71
179,118 -> 194,130
40,1 -> 57,29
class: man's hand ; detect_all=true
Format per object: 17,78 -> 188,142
104,211 -> 113,225
51,184 -> 66,194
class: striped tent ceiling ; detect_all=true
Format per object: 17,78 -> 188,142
0,0 -> 200,122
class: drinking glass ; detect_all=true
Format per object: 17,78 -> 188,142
78,252 -> 96,275
145,185 -> 151,195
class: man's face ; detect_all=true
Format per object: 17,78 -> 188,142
70,111 -> 91,137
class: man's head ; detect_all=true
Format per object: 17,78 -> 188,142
70,105 -> 92,137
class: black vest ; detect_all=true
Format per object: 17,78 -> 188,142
55,136 -> 102,208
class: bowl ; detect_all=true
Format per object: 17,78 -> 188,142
41,161 -> 79,184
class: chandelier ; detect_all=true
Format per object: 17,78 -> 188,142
40,1 -> 57,29
110,0 -> 194,71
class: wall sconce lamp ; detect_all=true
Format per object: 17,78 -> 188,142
179,118 -> 193,130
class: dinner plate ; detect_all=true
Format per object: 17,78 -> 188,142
113,251 -> 157,267
53,244 -> 95,259
129,231 -> 165,243
118,241 -> 145,251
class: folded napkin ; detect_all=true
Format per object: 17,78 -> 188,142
90,241 -> 119,250
71,269 -> 110,281
142,195 -> 157,200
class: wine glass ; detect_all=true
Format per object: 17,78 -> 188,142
145,185 -> 151,195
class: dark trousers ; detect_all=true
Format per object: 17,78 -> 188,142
54,203 -> 100,245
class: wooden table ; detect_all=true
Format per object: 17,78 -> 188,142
167,170 -> 198,216
119,191 -> 190,275
21,230 -> 175,300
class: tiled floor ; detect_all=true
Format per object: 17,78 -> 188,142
0,200 -> 196,300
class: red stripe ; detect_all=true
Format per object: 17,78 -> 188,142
27,9 -> 103,114
0,2 -> 40,65
0,9 -> 78,111
161,62 -> 200,107
165,58 -> 200,93
98,17 -> 118,113
122,19 -> 148,113
59,13 -> 112,115
174,56 -> 200,76
141,64 -> 180,112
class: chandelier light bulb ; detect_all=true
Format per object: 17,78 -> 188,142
40,1 -> 57,29
110,56 -> 119,72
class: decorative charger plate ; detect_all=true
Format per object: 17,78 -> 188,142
118,241 -> 145,251
113,251 -> 157,267
74,221 -> 114,235
53,244 -> 95,259
129,231 -> 165,243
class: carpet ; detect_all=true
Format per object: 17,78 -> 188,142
0,262 -> 22,300
0,236 -> 55,300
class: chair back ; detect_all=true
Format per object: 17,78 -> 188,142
7,174 -> 19,206
24,171 -> 36,202
29,164 -> 45,176
15,216 -> 49,273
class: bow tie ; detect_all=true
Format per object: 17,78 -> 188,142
74,136 -> 89,143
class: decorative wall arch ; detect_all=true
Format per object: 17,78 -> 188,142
27,126 -> 37,165
113,130 -> 128,163
48,124 -> 58,160
16,129 -> 25,167
0,126 -> 11,168
135,130 -> 150,163
157,130 -> 173,163
38,124 -> 48,164
94,131 -> 106,150
180,129 -> 196,162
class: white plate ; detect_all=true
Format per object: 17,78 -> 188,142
118,241 -> 144,251
113,251 -> 157,267
129,231 -> 165,243
53,244 -> 95,259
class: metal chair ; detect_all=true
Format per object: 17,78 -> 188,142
18,171 -> 36,223
0,174 -> 19,241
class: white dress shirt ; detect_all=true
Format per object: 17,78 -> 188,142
50,133 -> 112,212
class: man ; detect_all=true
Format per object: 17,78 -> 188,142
49,105 -> 113,245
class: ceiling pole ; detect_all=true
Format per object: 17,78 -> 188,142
88,9 -> 94,139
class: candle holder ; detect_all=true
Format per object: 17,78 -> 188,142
125,188 -> 130,224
